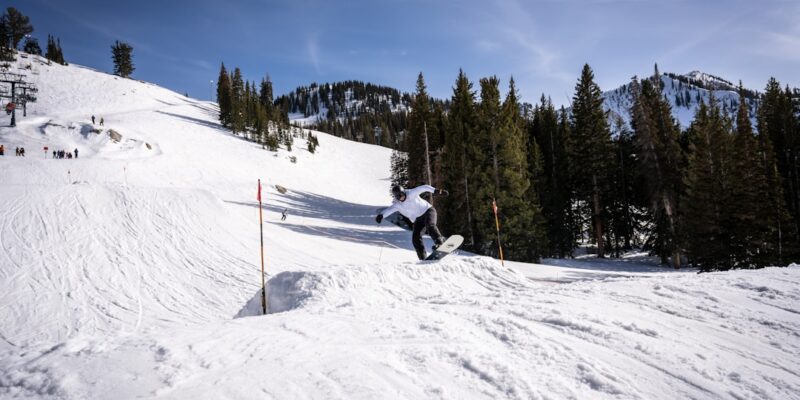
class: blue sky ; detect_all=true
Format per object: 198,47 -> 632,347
8,0 -> 799,106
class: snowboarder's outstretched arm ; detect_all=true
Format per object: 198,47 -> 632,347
376,203 -> 400,223
408,185 -> 435,198
409,185 -> 448,197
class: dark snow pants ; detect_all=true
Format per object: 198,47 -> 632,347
412,208 -> 444,260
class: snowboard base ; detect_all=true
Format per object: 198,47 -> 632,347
425,235 -> 464,261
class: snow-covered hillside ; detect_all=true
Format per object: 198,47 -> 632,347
603,72 -> 760,131
1,57 -> 799,399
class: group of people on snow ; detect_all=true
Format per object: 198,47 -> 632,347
53,149 -> 78,159
0,146 -> 27,156
91,115 -> 104,126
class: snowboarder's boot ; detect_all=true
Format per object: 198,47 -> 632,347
416,247 -> 427,260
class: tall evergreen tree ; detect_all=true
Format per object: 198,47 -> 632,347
531,97 -> 575,257
1,7 -> 33,49
441,70 -> 477,247
607,114 -> 639,256
630,70 -> 684,268
682,96 -> 732,270
216,63 -> 232,127
568,64 -> 614,257
497,77 -> 548,260
259,76 -> 274,115
467,76 -> 504,255
728,84 -> 771,267
0,20 -> 11,61
44,34 -> 66,65
405,73 -> 435,187
111,40 -> 134,78
758,78 -> 800,238
230,67 -> 246,135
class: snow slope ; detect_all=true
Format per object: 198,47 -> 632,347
1,56 -> 799,399
603,72 -> 760,132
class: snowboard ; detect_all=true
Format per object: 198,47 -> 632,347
425,235 -> 464,261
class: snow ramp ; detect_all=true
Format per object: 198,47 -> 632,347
236,256 -> 526,316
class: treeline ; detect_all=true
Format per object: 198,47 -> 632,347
216,63 -> 301,151
394,64 -> 800,271
0,7 -> 67,65
277,81 -> 440,149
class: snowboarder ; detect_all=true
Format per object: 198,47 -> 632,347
91,115 -> 95,124
281,209 -> 287,221
99,117 -> 104,126
74,148 -> 78,159
376,184 -> 449,260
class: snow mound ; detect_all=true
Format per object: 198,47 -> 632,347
236,256 -> 523,316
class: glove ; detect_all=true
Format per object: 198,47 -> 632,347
375,214 -> 383,224
436,189 -> 449,196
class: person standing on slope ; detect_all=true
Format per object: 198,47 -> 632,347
376,184 -> 449,260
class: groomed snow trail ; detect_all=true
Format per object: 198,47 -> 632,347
1,56 -> 799,399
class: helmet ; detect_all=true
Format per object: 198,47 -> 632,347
391,185 -> 405,200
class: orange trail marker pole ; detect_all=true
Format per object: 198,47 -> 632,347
492,199 -> 505,267
258,179 -> 267,315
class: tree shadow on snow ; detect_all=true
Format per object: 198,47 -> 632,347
225,190 -> 418,250
155,110 -> 225,131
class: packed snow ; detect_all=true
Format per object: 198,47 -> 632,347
1,56 -> 799,399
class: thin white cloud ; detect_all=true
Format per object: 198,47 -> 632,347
307,35 -> 321,74
475,39 -> 501,52
490,0 -> 572,82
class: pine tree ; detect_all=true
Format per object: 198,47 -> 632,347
22,36 -> 40,55
630,70 -> 684,268
390,150 -> 409,189
497,77 -> 548,261
405,73 -> 435,187
230,68 -> 246,135
111,40 -> 134,78
568,64 -> 614,257
683,96 -> 732,270
755,88 -> 798,266
441,70 -> 477,247
259,76 -> 274,115
0,21 -> 11,61
531,97 -> 574,257
758,78 -> 800,238
216,63 -> 232,127
1,7 -> 33,49
727,83 -> 771,268
44,34 -> 66,65
607,114 -> 639,257
467,76 -> 504,255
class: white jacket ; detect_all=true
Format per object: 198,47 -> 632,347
380,185 -> 436,221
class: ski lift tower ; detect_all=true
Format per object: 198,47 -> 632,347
0,71 -> 38,127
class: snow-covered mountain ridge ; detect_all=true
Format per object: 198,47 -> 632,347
285,70 -> 761,133
1,57 -> 799,399
602,71 -> 760,131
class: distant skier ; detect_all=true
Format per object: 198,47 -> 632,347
99,117 -> 104,126
281,208 -> 288,221
74,148 -> 78,158
376,184 -> 449,260
91,115 -> 95,124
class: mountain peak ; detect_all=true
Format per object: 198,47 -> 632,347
681,71 -> 736,91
